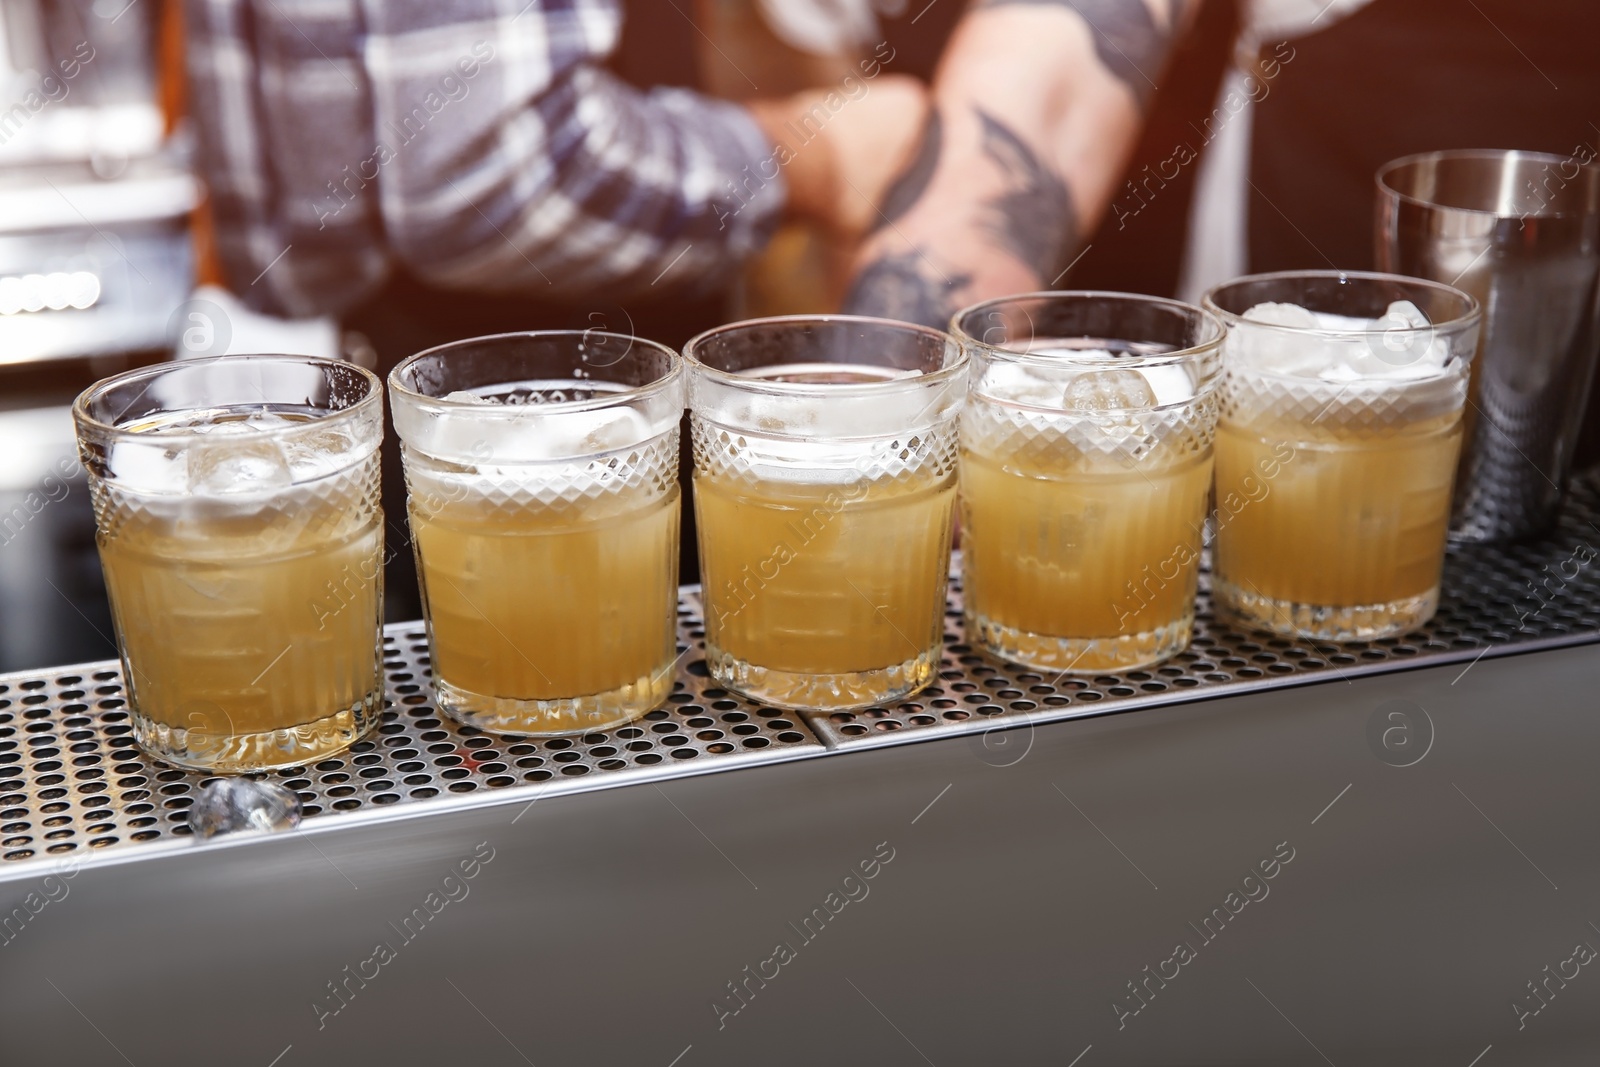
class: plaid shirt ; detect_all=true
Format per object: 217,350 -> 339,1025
184,0 -> 785,319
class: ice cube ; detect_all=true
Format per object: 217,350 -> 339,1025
979,363 -> 1064,406
1232,302 -> 1348,378
109,438 -> 188,492
1383,300 -> 1429,329
1062,369 -> 1156,411
1241,301 -> 1322,331
187,433 -> 293,495
1366,300 -> 1437,368
575,408 -> 651,453
445,390 -> 497,404
465,407 -> 655,464
1231,300 -> 1450,381
1138,364 -> 1198,406
277,422 -> 363,481
189,779 -> 302,839
1304,302 -> 1442,376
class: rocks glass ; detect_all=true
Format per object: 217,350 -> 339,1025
73,355 -> 385,772
390,331 -> 684,735
685,316 -> 966,710
1203,270 -> 1481,640
952,292 -> 1224,672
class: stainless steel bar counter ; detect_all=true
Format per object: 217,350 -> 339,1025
3,479 -> 1600,1064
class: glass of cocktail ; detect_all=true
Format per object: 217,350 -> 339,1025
390,331 -> 684,735
1203,270 -> 1481,640
952,292 -> 1224,673
73,355 -> 385,772
685,316 -> 967,711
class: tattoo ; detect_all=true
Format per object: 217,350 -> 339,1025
872,109 -> 945,233
975,107 -> 1077,281
975,0 -> 1173,107
842,251 -> 973,328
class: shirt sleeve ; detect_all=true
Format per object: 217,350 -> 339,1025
360,0 -> 785,299
186,0 -> 393,319
187,0 -> 785,318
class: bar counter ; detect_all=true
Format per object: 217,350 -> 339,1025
3,479 -> 1600,1064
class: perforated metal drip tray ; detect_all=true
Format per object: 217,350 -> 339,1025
0,605 -> 824,873
3,477 -> 1600,873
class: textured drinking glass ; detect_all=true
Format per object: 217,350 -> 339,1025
953,292 -> 1224,672
686,316 -> 966,711
390,332 -> 684,735
1203,271 -> 1481,640
73,355 -> 385,772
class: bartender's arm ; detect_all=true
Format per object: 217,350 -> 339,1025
842,0 -> 1194,326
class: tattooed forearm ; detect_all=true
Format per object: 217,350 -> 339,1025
871,109 -> 945,234
842,250 -> 973,328
975,107 -> 1077,281
846,112 -> 1074,320
974,0 -> 1174,108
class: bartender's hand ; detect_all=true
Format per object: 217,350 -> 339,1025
748,74 -> 931,241
841,0 -> 1195,327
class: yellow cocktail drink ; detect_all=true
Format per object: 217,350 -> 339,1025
409,470 -> 678,731
697,465 -> 955,700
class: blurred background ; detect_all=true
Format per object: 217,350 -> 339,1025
3,0 -> 1594,673
0,0 -> 1243,673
